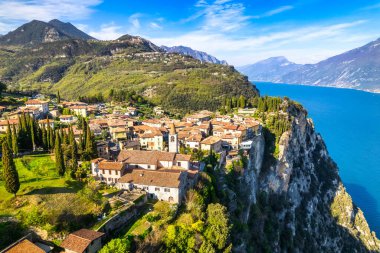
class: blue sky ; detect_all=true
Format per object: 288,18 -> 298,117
0,0 -> 380,65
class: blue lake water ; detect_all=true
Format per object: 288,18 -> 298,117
255,82 -> 380,235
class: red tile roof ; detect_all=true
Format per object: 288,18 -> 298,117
25,99 -> 48,105
60,229 -> 104,253
119,169 -> 183,188
4,239 -> 45,253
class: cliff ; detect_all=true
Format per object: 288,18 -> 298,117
227,103 -> 380,252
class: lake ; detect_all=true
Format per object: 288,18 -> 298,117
255,82 -> 380,235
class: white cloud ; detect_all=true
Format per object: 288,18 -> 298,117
0,0 -> 101,21
148,20 -> 371,65
253,5 -> 294,19
182,0 -> 251,32
0,0 -> 102,33
129,13 -> 141,30
88,23 -> 124,40
150,22 -> 162,30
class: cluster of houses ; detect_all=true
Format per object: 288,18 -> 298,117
0,97 -> 261,205
0,96 -> 262,253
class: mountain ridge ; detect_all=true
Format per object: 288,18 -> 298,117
0,19 -> 95,46
238,37 -> 380,92
161,45 -> 228,65
237,56 -> 302,82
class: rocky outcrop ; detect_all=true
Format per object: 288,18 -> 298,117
233,105 -> 380,252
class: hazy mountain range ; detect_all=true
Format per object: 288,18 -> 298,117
238,38 -> 380,93
161,45 -> 228,65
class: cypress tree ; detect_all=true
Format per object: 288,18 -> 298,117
11,125 -> 18,156
239,95 -> 246,108
29,118 -> 35,151
85,124 -> 97,159
6,121 -> 12,150
2,141 -> 20,197
42,126 -> 47,150
57,91 -> 61,104
69,127 -> 78,178
54,131 -> 65,176
47,121 -> 54,151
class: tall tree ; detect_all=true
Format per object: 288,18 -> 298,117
57,91 -> 61,104
54,131 -> 65,176
69,127 -> 78,178
29,117 -> 35,151
41,126 -> 47,150
239,95 -> 246,108
6,121 -> 12,151
11,125 -> 18,156
0,81 -> 7,98
85,124 -> 97,159
47,119 -> 54,151
2,141 -> 20,197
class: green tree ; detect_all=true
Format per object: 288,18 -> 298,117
11,125 -> 18,156
85,123 -> 97,159
29,118 -> 35,151
69,127 -> 78,178
99,238 -> 131,253
41,126 -> 47,150
2,141 -> 20,197
239,95 -> 246,108
57,91 -> 61,104
204,203 -> 231,250
6,122 -> 12,151
54,131 -> 65,176
0,81 -> 6,98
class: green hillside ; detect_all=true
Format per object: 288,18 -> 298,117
0,38 -> 258,112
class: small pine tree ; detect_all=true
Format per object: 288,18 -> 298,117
2,141 -> 20,197
54,131 -> 65,176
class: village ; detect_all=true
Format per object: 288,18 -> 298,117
0,94 -> 261,253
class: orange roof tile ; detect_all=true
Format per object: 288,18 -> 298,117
119,169 -> 183,188
5,239 -> 45,253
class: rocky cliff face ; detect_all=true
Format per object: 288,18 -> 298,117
230,105 -> 380,252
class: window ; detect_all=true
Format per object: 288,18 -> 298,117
115,171 -> 119,176
155,187 -> 160,191
108,178 -> 111,181
102,169 -> 105,174
164,188 -> 170,192
177,162 -> 181,166
148,165 -> 151,169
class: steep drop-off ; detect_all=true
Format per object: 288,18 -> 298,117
228,103 -> 380,252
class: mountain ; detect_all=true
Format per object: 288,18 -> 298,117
0,28 -> 257,113
48,19 -> 95,41
161,45 -> 228,65
240,38 -> 380,92
0,19 -> 94,46
280,38 -> 380,92
237,56 -> 302,82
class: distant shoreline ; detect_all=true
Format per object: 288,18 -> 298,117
251,81 -> 380,95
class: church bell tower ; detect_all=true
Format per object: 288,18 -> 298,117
168,123 -> 178,153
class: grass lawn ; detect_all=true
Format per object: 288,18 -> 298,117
0,154 -> 73,203
0,154 -> 105,236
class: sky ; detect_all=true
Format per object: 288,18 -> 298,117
0,0 -> 380,66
